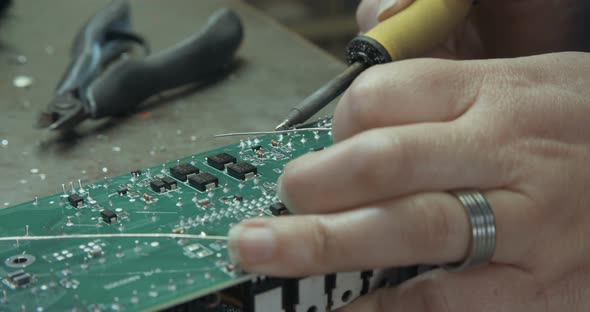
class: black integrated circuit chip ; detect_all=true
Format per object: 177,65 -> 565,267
150,180 -> 167,193
169,163 -> 199,181
269,202 -> 289,216
207,153 -> 237,170
67,193 -> 84,208
161,177 -> 177,190
7,270 -> 31,288
130,169 -> 142,176
11,272 -> 31,287
251,145 -> 262,151
117,186 -> 128,195
101,209 -> 117,224
227,162 -> 257,180
188,172 -> 219,192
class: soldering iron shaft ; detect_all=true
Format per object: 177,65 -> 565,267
275,62 -> 366,130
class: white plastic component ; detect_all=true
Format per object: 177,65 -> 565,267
331,272 -> 363,310
295,276 -> 328,312
254,287 -> 284,312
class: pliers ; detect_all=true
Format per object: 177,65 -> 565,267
36,0 -> 243,131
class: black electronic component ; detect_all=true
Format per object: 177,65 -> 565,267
117,186 -> 128,195
12,273 -> 31,287
67,193 -> 84,208
227,162 -> 257,180
269,202 -> 289,216
234,195 -> 243,202
188,172 -> 219,192
251,145 -> 262,151
169,163 -> 199,181
161,177 -> 177,190
207,153 -> 237,170
130,169 -> 142,176
150,180 -> 167,193
101,209 -> 118,224
6,270 -> 32,288
198,198 -> 211,206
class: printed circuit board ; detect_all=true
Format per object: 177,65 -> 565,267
0,119 -> 400,311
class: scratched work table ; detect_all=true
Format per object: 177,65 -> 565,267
0,0 -> 344,206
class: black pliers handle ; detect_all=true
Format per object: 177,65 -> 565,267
37,0 -> 243,131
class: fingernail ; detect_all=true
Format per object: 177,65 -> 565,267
377,0 -> 398,20
228,224 -> 277,266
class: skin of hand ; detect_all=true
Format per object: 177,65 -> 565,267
228,0 -> 590,311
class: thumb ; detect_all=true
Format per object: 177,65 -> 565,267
377,0 -> 416,22
357,0 -> 416,33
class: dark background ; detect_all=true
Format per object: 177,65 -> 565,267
245,0 -> 360,60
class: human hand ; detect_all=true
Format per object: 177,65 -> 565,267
357,0 -> 584,59
228,52 -> 590,311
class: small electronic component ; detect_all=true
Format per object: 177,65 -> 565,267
117,186 -> 128,195
256,151 -> 264,158
269,202 -> 289,216
227,162 -> 257,180
207,152 -> 236,170
67,193 -> 84,208
198,198 -> 211,207
271,140 -> 279,146
185,244 -> 202,252
101,209 -> 118,224
234,195 -> 243,202
188,172 -> 219,192
130,169 -> 142,176
4,270 -> 32,288
87,245 -> 103,258
183,243 -> 213,259
251,145 -> 262,151
161,177 -> 177,190
143,193 -> 152,201
150,180 -> 167,193
169,163 -> 199,181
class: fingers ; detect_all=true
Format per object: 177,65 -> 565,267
356,0 -> 378,33
228,191 -> 534,277
332,58 -> 481,142
337,265 -> 546,312
278,122 -> 510,215
356,0 -> 416,33
376,0 -> 416,22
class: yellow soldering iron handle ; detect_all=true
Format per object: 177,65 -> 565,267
346,0 -> 473,65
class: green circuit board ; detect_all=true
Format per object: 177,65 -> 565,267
0,120 -> 333,311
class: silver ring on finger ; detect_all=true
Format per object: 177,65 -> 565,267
444,190 -> 497,272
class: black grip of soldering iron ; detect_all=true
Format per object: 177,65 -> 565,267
86,8 -> 243,118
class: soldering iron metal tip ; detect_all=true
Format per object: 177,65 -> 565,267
275,119 -> 290,131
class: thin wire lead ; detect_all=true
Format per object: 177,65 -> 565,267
214,127 -> 331,138
0,233 -> 229,242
